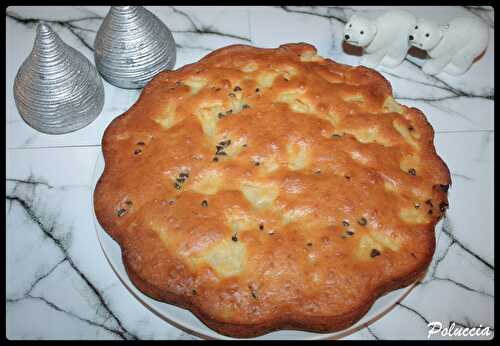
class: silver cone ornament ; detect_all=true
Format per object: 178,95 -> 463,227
94,6 -> 177,89
14,23 -> 105,135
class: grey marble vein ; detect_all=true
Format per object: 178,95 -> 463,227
7,7 -> 252,57
441,219 -> 493,270
20,133 -> 39,147
7,258 -> 66,302
450,172 -> 473,181
170,29 -> 250,43
431,277 -> 493,299
169,6 -> 250,42
366,326 -> 380,340
6,179 -> 139,340
397,302 -> 431,325
412,218 -> 494,304
6,11 -> 102,53
7,175 -> 54,189
175,43 -> 211,52
12,295 -> 124,339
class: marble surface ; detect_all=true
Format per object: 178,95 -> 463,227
5,6 -> 494,340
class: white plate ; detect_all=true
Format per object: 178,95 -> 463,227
90,151 -> 433,340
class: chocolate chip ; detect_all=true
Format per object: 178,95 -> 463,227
117,208 -> 127,217
174,171 -> 189,190
408,168 -> 416,176
255,88 -> 260,92
134,149 -> 142,155
228,92 -> 236,98
201,200 -> 208,208
249,285 -> 257,299
439,184 -> 450,192
192,289 -> 197,295
342,220 -> 350,227
439,202 -> 449,212
242,104 -> 250,109
415,203 -> 420,209
307,242 -> 312,247
232,234 -> 238,242
259,223 -> 264,230
358,217 -> 368,226
370,249 -> 381,258
233,86 -> 241,92
331,134 -> 342,139
342,230 -> 355,239
137,141 -> 145,146
213,157 -> 219,162
218,139 -> 231,147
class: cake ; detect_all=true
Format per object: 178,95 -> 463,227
94,43 -> 451,338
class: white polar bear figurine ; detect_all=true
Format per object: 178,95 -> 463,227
408,16 -> 489,75
344,10 -> 416,68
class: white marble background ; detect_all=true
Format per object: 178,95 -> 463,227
5,6 -> 494,340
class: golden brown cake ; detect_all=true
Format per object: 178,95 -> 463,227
94,43 -> 451,338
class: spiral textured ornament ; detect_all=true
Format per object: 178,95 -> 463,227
13,23 -> 104,135
94,6 -> 177,89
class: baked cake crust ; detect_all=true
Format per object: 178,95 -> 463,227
94,43 -> 451,338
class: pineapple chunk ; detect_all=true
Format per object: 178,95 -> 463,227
240,181 -> 279,209
190,169 -> 224,195
287,141 -> 310,171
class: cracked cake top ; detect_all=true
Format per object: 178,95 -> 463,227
94,43 -> 450,337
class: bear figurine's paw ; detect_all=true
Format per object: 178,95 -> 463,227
360,55 -> 380,68
422,61 -> 443,75
443,62 -> 470,76
443,54 -> 474,76
380,55 -> 404,68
